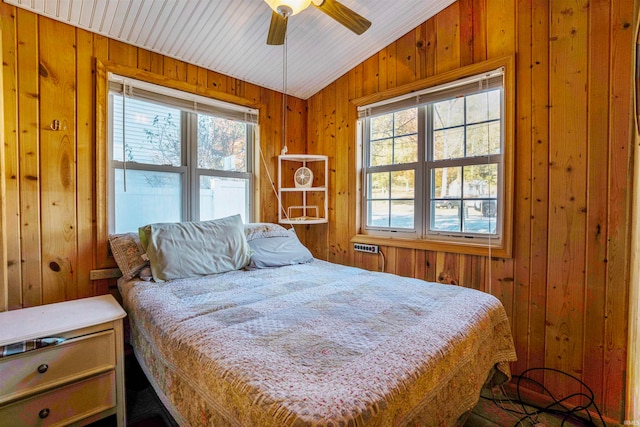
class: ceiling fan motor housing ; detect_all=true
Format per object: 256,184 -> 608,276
265,0 -> 311,16
276,5 -> 293,16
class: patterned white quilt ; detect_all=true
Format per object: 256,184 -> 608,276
119,260 -> 517,426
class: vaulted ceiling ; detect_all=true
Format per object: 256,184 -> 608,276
6,0 -> 455,99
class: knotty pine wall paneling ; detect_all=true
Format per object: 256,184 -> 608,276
584,0 -> 612,410
16,9 -> 42,307
547,0 -> 589,401
303,0 -> 636,422
0,3 -> 307,306
627,8 -> 640,418
0,0 -> 636,422
39,15 -> 78,304
76,28 -> 97,302
0,26 -> 6,312
604,0 -> 635,415
2,8 -> 21,309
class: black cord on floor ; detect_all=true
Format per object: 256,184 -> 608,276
480,367 -> 607,427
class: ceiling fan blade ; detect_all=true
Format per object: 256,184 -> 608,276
267,10 -> 288,45
313,0 -> 371,35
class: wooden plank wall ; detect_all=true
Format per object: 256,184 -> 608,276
0,4 -> 306,308
0,0 -> 636,423
0,27 -> 6,312
304,0 -> 636,422
628,8 -> 640,419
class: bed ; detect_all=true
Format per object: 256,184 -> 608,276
111,216 -> 517,426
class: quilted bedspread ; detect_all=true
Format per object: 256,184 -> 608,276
119,260 -> 517,427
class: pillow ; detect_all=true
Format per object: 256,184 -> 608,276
108,233 -> 149,281
244,222 -> 291,241
139,214 -> 250,282
247,230 -> 313,269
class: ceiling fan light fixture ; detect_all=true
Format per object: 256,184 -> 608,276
264,0 -> 312,16
265,0 -> 371,45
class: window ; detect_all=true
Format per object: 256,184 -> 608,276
357,60 -> 514,257
108,76 -> 258,233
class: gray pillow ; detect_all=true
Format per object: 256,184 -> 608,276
139,214 -> 250,282
247,230 -> 313,269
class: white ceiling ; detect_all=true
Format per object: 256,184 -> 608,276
5,0 -> 455,99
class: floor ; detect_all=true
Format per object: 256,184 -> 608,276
464,388 -> 600,427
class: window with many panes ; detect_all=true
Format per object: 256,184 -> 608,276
108,76 -> 257,233
359,66 -> 512,254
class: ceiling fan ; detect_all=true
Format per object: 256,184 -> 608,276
264,0 -> 371,45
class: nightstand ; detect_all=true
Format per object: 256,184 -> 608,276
0,295 -> 127,426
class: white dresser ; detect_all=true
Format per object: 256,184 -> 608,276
0,295 -> 127,426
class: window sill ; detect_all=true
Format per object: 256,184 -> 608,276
351,233 -> 511,258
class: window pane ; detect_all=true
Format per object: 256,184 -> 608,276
197,115 -> 247,172
200,176 -> 248,222
370,113 -> 394,140
431,200 -> 461,232
466,89 -> 501,124
367,200 -> 389,227
394,108 -> 418,135
466,121 -> 501,157
462,164 -> 498,198
370,108 -> 417,166
432,167 -> 462,199
433,127 -> 464,160
369,172 -> 390,199
390,170 -> 414,229
114,169 -> 182,233
433,98 -> 464,129
463,200 -> 496,233
435,199 -> 460,210
390,200 -> 414,228
112,94 -> 182,166
390,170 -> 414,199
370,138 -> 393,166
394,135 -> 417,164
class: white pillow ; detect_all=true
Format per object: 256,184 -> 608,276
247,230 -> 313,269
139,214 -> 250,282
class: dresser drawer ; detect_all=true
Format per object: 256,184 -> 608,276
0,370 -> 115,426
0,330 -> 116,404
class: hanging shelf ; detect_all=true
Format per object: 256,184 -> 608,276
278,154 -> 328,224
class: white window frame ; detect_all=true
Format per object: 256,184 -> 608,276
353,57 -> 515,258
107,75 -> 258,233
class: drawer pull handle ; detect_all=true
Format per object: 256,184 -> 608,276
39,408 -> 50,419
37,364 -> 49,374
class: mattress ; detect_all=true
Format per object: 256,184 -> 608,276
118,259 -> 517,426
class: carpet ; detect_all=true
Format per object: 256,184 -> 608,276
88,346 -> 177,427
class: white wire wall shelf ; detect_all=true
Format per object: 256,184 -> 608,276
278,154 -> 328,224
